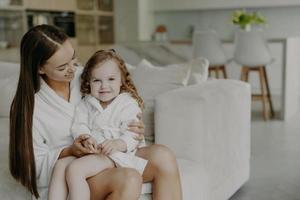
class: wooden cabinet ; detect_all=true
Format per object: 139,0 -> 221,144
76,15 -> 96,45
98,0 -> 113,11
26,0 -> 76,11
0,10 -> 24,47
0,0 -> 115,62
10,0 -> 22,6
98,16 -> 114,44
75,0 -> 114,46
25,0 -> 52,10
76,0 -> 94,10
75,0 -> 114,62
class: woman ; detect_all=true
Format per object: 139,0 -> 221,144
9,24 -> 182,200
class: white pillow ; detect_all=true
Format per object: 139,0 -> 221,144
130,59 -> 191,142
125,62 -> 137,73
186,57 -> 209,85
132,59 -> 191,100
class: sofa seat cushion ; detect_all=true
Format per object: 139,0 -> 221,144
139,158 -> 209,200
0,118 -> 31,199
176,158 -> 209,200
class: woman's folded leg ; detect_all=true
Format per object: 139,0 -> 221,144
136,144 -> 182,200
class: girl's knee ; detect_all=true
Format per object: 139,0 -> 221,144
65,160 -> 84,180
53,156 -> 75,173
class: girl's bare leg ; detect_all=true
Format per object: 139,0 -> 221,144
88,167 -> 143,200
66,154 -> 114,200
48,156 -> 75,200
136,144 -> 182,200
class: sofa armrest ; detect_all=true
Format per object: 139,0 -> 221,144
155,79 -> 251,172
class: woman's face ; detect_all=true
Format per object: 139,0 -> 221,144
90,59 -> 122,107
39,40 -> 78,83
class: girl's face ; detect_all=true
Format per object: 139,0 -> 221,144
39,40 -> 78,84
90,59 -> 122,107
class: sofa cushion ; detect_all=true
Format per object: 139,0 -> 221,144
130,59 -> 190,142
132,59 -> 190,98
186,57 -> 209,85
129,58 -> 208,142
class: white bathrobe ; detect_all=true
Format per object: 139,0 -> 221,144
31,67 -> 151,199
71,93 -> 148,175
32,67 -> 82,199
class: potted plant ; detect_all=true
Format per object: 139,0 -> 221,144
232,10 -> 266,31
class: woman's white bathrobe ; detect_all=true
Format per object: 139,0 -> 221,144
32,68 -> 83,199
71,93 -> 148,175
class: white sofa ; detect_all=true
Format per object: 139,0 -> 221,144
0,60 -> 251,200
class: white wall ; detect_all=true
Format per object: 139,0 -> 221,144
154,6 -> 300,40
114,0 -> 154,42
283,37 -> 300,119
138,0 -> 154,41
152,0 -> 300,11
114,0 -> 139,42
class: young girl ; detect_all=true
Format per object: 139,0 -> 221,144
48,49 -> 148,200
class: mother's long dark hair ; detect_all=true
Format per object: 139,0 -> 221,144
9,24 -> 68,198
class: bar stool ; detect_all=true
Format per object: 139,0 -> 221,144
193,30 -> 229,79
233,29 -> 274,120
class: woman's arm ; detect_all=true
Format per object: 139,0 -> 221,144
118,104 -> 145,152
127,113 -> 145,136
71,100 -> 92,139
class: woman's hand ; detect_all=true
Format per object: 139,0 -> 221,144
127,113 -> 145,140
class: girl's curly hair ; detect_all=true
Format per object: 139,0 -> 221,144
81,49 -> 144,109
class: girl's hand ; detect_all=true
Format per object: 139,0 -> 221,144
99,139 -> 126,155
81,136 -> 99,153
70,134 -> 92,157
127,113 -> 145,140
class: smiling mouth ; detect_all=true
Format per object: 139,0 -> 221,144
64,73 -> 74,78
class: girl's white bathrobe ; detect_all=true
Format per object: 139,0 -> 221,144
71,93 -> 148,175
31,67 -> 150,199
